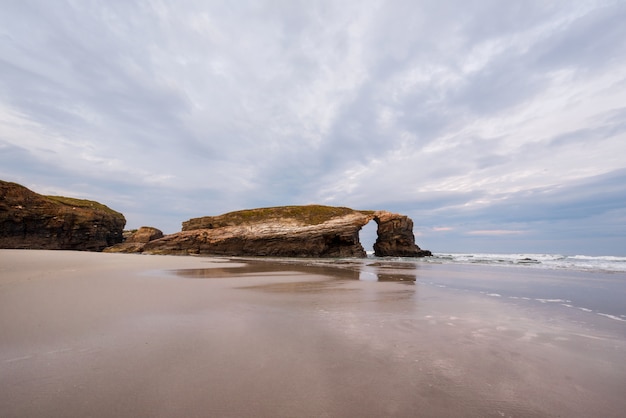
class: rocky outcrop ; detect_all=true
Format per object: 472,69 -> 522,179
127,226 -> 164,243
0,180 -> 125,251
373,212 -> 432,257
103,226 -> 164,253
141,205 -> 430,258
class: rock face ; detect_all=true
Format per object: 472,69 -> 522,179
104,226 -> 164,253
142,205 -> 430,258
373,211 -> 432,257
127,226 -> 164,243
0,180 -> 125,251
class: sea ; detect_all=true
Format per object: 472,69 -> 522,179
366,252 -> 626,273
237,252 -> 626,324
356,252 -> 626,324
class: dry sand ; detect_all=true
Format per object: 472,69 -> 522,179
1,250 -> 625,417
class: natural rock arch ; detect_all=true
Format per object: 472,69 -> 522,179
140,206 -> 431,258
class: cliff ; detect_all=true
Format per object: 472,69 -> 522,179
0,180 -> 125,251
142,205 -> 431,258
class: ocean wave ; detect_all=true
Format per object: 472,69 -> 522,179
366,252 -> 626,273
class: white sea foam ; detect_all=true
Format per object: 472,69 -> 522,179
536,298 -> 570,304
422,253 -> 626,272
597,313 -> 626,322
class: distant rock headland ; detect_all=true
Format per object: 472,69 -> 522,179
140,205 -> 432,258
104,226 -> 164,253
0,180 -> 125,251
1,181 -> 431,258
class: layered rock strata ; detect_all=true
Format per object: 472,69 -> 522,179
374,211 -> 432,257
0,180 -> 125,251
142,205 -> 431,258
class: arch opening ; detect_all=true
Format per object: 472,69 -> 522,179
359,219 -> 378,256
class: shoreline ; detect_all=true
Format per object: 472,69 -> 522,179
1,250 -> 625,417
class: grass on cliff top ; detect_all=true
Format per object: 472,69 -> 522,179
45,195 -> 123,215
198,205 -> 375,227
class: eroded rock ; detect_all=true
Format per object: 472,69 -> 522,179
0,180 -> 125,251
103,226 -> 164,253
142,205 -> 430,258
373,211 -> 432,257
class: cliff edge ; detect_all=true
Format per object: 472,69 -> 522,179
0,180 -> 125,251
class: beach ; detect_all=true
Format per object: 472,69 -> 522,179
1,250 -> 625,417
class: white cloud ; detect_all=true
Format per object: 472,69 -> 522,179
467,230 -> 526,236
1,0 -> 625,253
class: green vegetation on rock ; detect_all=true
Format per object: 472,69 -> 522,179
184,205 -> 376,230
45,195 -> 123,216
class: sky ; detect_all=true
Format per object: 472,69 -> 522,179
1,0 -> 626,256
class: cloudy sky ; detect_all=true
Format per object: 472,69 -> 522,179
1,0 -> 625,255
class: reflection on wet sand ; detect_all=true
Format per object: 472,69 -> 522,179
4,250 -> 625,418
172,258 -> 418,285
238,279 -> 358,293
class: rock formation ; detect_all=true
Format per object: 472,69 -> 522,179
103,226 -> 164,253
0,180 -> 125,251
374,211 -> 432,257
141,205 -> 431,258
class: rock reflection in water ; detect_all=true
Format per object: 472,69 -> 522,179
172,258 -> 418,284
238,279 -> 358,294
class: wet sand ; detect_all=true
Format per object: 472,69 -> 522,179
1,250 -> 625,417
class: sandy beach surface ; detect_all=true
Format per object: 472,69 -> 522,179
1,250 -> 625,417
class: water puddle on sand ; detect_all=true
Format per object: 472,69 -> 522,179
171,258 -> 418,292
